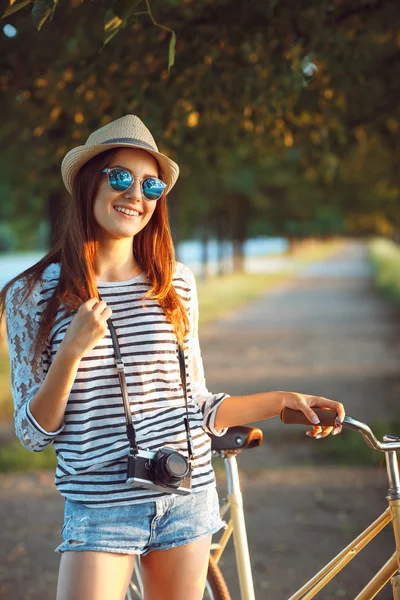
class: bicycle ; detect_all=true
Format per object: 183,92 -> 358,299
126,407 -> 400,599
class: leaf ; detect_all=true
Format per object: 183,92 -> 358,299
168,30 -> 176,72
104,9 -> 123,32
31,0 -> 53,30
2,0 -> 32,18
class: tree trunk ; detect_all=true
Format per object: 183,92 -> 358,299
200,228 -> 209,280
47,188 -> 69,248
230,193 -> 248,273
215,209 -> 227,276
286,236 -> 300,255
232,239 -> 245,272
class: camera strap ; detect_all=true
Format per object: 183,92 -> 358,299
103,312 -> 195,464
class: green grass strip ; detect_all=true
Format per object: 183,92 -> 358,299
0,440 -> 57,472
369,238 -> 400,302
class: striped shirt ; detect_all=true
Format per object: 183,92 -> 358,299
5,261 -> 229,507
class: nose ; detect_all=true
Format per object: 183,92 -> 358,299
124,177 -> 142,202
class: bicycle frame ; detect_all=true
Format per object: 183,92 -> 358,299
287,440 -> 400,600
211,421 -> 400,600
211,451 -> 256,600
126,416 -> 400,599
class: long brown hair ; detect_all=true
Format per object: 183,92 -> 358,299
0,148 -> 189,360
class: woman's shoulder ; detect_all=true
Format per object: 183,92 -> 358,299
174,261 -> 196,288
40,262 -> 61,288
6,262 -> 61,312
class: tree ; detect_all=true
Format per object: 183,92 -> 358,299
1,0 -> 400,255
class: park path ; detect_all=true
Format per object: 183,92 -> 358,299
198,240 -> 400,598
1,240 -> 399,599
201,240 -> 400,467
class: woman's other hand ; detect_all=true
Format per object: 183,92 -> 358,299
281,392 -> 345,439
59,298 -> 113,361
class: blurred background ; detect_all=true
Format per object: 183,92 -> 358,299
1,1 -> 400,598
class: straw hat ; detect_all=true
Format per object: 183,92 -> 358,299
61,115 -> 179,195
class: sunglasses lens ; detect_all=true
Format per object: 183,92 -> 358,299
106,169 -> 166,199
142,178 -> 166,200
108,169 -> 133,191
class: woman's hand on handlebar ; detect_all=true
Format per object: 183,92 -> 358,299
281,392 -> 345,439
58,298 -> 113,361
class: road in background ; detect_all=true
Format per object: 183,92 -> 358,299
201,240 -> 399,598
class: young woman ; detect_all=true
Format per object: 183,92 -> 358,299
1,115 -> 345,600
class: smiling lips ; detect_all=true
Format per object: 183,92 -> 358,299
113,206 -> 142,217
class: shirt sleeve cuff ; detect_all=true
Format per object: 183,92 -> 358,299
206,395 -> 230,437
26,400 -> 65,438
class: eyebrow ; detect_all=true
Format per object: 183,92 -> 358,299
109,165 -> 159,178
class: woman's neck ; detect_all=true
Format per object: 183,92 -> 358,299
94,239 -> 141,282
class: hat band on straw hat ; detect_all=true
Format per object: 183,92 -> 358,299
100,138 -> 156,151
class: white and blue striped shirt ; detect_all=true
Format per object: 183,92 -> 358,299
5,261 -> 229,507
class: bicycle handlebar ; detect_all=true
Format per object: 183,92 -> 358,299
280,407 -> 400,452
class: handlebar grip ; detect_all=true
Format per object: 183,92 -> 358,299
280,407 -> 337,427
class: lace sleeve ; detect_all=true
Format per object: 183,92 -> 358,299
5,278 -> 64,452
183,266 -> 230,437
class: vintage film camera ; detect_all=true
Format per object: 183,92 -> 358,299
127,446 -> 192,495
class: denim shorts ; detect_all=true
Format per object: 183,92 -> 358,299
54,485 -> 226,556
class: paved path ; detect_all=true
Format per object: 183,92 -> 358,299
200,240 -> 400,598
201,241 -> 400,452
1,241 -> 399,599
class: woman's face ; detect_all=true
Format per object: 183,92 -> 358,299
93,148 -> 160,242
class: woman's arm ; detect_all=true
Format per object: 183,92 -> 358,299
6,280 -> 112,451
183,266 -> 230,437
183,264 -> 345,439
213,390 -> 345,438
5,279 -> 68,451
28,344 -> 82,433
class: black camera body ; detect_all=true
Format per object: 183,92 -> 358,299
126,447 -> 192,495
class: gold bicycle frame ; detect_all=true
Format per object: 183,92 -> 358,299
211,438 -> 400,600
212,452 -> 256,600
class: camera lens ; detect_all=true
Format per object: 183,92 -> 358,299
154,449 -> 189,487
165,452 -> 189,478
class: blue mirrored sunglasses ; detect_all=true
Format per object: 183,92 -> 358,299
101,168 -> 167,200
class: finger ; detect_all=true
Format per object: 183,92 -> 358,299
101,308 -> 113,321
316,426 -> 334,439
298,400 -> 321,425
92,300 -> 108,316
98,303 -> 112,317
80,297 -> 101,311
332,424 -> 342,436
309,397 -> 346,423
335,403 -> 346,423
305,425 -> 322,438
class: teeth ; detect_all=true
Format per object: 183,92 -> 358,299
114,206 -> 140,216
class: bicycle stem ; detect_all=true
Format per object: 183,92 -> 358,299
340,416 -> 400,500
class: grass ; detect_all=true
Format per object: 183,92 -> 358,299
291,239 -> 344,265
0,238 -> 343,472
0,440 -> 57,472
197,239 -> 343,325
369,237 -> 400,302
197,272 -> 290,325
0,342 -> 12,422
